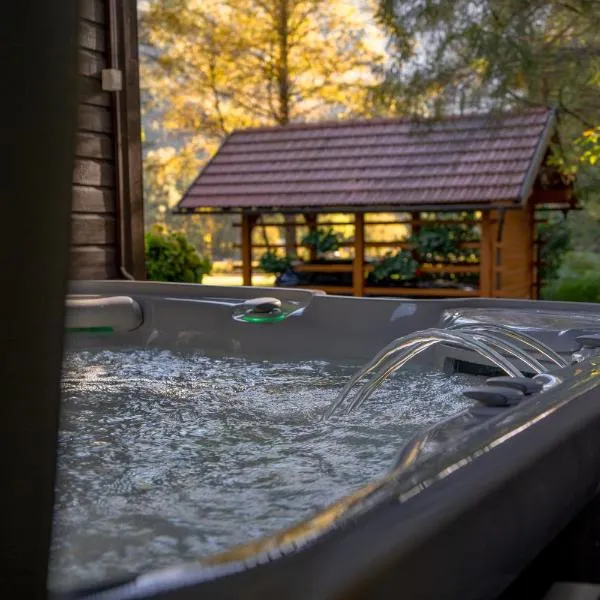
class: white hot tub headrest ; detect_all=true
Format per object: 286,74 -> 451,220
65,295 -> 143,333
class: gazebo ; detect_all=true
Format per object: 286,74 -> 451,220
174,108 -> 577,299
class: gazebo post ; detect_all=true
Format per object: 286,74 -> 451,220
176,109 -> 566,301
353,212 -> 365,297
479,210 -> 493,297
241,212 -> 255,286
304,213 -> 318,261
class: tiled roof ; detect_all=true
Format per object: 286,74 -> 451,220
176,108 -> 555,212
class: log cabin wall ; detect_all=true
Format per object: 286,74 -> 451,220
70,0 -> 145,280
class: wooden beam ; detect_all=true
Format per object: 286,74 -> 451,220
353,212 -> 365,297
531,188 -> 574,205
298,284 -> 354,295
479,210 -> 493,297
295,263 -> 354,273
234,241 -> 480,250
304,213 -> 318,261
364,287 -> 479,298
241,214 -> 255,286
233,218 -> 489,228
421,264 -> 480,274
107,0 -> 146,279
284,214 -> 297,256
299,285 -> 479,298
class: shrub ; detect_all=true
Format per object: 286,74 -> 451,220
301,228 -> 343,257
145,225 -> 212,283
537,216 -> 571,285
371,250 -> 418,283
258,251 -> 293,275
541,251 -> 600,303
409,223 -> 478,264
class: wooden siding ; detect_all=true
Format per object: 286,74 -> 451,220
70,0 -> 145,280
487,206 -> 534,299
70,0 -> 117,279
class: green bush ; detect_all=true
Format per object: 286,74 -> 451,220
409,223 -> 478,263
537,216 -> 571,285
145,225 -> 212,283
301,228 -> 343,257
258,251 -> 293,275
541,251 -> 600,303
371,250 -> 418,283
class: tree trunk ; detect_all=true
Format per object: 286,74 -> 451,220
276,0 -> 296,254
276,0 -> 290,126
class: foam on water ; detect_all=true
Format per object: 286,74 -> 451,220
50,349 -> 474,591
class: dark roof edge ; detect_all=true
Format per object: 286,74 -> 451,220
175,133 -> 233,210
518,108 -> 557,205
229,107 -> 551,137
172,203 -> 524,216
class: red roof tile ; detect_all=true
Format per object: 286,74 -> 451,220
176,108 -> 555,212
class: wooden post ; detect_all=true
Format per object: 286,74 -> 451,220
410,211 -> 421,265
353,212 -> 365,297
284,214 -> 297,256
241,213 -> 255,286
533,207 -> 541,300
304,213 -> 318,261
479,210 -> 493,297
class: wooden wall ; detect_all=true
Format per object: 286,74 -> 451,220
482,206 -> 534,299
70,0 -> 145,280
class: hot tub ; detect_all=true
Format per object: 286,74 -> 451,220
56,281 -> 600,600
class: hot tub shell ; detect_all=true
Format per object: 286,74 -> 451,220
61,281 -> 600,600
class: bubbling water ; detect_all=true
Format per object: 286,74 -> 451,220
50,349 -> 474,592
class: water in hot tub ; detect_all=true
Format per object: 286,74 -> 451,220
50,348 -> 474,591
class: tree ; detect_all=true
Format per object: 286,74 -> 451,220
376,3 -> 598,109
375,1 -> 599,153
375,0 -> 600,284
139,0 -> 386,255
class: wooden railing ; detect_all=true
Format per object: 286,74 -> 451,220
237,213 -> 484,297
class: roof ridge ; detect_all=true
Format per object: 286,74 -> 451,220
174,105 -> 569,213
230,107 -> 552,136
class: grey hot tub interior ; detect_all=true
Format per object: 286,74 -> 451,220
61,281 -> 600,600
66,280 -> 600,363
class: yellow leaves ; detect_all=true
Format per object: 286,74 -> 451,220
145,140 -> 207,208
511,71 -> 526,90
582,128 -> 599,142
471,58 -> 488,76
575,126 -> 600,166
141,0 -> 389,218
141,0 -> 387,134
426,82 -> 445,99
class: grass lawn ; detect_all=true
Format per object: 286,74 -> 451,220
203,273 -> 276,287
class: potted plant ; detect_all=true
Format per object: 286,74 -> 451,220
368,250 -> 418,287
258,251 -> 301,286
409,224 -> 461,262
409,222 -> 479,290
300,227 -> 352,286
301,227 -> 344,261
258,250 -> 293,275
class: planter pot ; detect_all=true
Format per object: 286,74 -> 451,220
298,260 -> 353,286
366,274 -> 417,288
301,258 -> 353,266
275,260 -> 354,287
275,269 -> 302,287
416,279 -> 477,290
367,276 -> 477,291
367,280 -> 415,288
